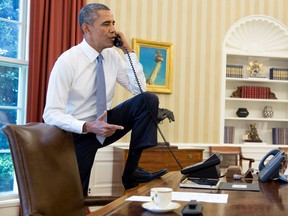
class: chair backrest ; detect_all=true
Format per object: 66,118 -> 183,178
2,123 -> 86,216
209,146 -> 246,168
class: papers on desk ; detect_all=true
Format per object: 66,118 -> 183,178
126,191 -> 228,204
172,192 -> 228,203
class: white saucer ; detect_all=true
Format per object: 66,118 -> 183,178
142,201 -> 181,213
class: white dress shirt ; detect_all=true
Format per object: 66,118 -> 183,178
43,39 -> 146,134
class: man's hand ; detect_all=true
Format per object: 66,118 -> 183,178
115,31 -> 133,53
83,111 -> 124,137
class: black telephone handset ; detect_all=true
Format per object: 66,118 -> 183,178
181,153 -> 222,179
258,149 -> 287,182
113,36 -> 123,47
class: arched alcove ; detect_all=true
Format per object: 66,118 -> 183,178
220,15 -> 288,146
224,15 -> 288,56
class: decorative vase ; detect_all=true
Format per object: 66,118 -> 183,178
236,108 -> 249,118
262,106 -> 274,118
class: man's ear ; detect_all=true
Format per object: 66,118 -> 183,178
81,23 -> 90,35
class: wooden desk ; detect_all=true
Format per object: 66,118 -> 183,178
90,171 -> 288,216
114,146 -> 204,171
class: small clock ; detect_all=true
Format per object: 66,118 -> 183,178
247,60 -> 264,77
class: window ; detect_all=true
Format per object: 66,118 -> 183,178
0,0 -> 29,198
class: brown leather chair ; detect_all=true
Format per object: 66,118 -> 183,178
209,146 -> 255,168
2,122 -> 119,216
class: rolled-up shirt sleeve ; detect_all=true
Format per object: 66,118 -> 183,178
43,57 -> 87,134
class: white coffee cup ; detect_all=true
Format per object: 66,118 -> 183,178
150,187 -> 172,208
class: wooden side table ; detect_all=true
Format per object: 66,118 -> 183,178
114,145 -> 204,172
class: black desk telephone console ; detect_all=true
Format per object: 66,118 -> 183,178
258,149 -> 288,182
181,153 -> 222,179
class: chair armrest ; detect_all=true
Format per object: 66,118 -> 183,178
242,156 -> 255,162
241,156 -> 255,168
84,196 -> 121,206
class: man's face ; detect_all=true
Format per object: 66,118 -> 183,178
84,10 -> 116,52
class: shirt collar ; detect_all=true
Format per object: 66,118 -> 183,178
80,39 -> 99,63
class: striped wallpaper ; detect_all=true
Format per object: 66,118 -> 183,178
87,0 -> 288,144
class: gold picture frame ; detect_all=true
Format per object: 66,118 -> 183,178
132,38 -> 173,94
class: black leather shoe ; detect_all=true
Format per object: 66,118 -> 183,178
122,167 -> 169,190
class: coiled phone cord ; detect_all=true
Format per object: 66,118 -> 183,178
126,50 -> 183,169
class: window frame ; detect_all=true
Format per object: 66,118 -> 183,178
0,0 -> 30,201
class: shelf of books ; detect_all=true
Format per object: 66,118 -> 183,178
272,128 -> 288,144
226,66 -> 288,81
270,68 -> 288,80
224,122 -> 288,145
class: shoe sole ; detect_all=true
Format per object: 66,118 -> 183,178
134,169 -> 169,183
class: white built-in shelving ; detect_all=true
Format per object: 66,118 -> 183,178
220,15 -> 288,146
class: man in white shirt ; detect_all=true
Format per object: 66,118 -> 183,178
43,3 -> 167,194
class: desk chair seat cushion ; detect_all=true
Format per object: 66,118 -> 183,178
3,123 -> 86,216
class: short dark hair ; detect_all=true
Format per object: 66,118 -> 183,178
78,3 -> 110,33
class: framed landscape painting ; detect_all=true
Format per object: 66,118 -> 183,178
132,38 -> 173,93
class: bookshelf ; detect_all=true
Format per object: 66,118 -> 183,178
220,15 -> 288,146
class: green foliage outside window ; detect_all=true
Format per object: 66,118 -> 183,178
0,0 -> 19,58
0,65 -> 18,149
0,0 -> 22,194
0,153 -> 14,192
0,67 -> 18,192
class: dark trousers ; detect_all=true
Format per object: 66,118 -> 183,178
72,92 -> 159,195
